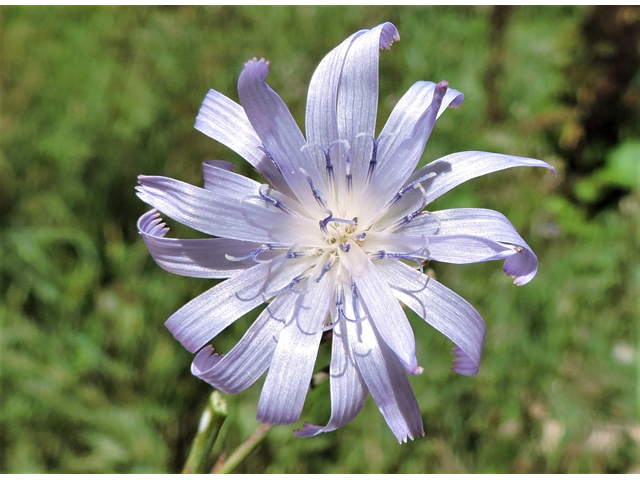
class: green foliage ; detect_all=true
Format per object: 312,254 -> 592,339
1,5 -> 638,473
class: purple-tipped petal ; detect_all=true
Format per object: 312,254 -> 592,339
191,291 -> 297,393
294,311 -> 368,437
137,210 -> 276,278
451,346 -> 479,376
397,208 -> 540,285
359,81 -> 463,226
136,175 -> 321,246
336,22 -> 400,192
377,81 -> 464,170
379,259 -> 486,376
339,243 -> 420,374
408,151 -> 556,205
343,283 -> 424,443
256,275 -> 333,425
195,89 -> 293,196
238,58 -> 330,214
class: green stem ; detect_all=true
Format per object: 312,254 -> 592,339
211,423 -> 272,474
182,391 -> 228,474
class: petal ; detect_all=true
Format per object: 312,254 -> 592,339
361,231 -> 429,257
202,161 -> 304,216
136,175 -> 322,246
194,89 -> 293,196
294,310 -> 368,437
256,274 -> 333,425
305,29 -> 364,157
191,291 -> 297,394
377,81 -> 464,170
407,151 -> 556,205
378,259 -> 486,376
358,81 -> 463,227
238,58 -> 329,214
137,209 -> 275,278
165,255 -> 317,353
339,242 -> 420,374
344,282 -> 424,443
336,22 -> 400,193
398,208 -> 540,285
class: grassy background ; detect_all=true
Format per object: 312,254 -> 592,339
1,5 -> 638,473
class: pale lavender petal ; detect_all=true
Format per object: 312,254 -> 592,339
202,161 -> 304,216
377,81 -> 464,169
191,291 -> 297,394
344,283 -> 424,443
339,243 -> 420,374
136,175 -> 322,246
294,311 -> 368,437
195,89 -> 293,196
408,151 -> 556,205
360,231 -> 429,258
306,29 -> 364,158
238,58 -> 330,213
137,210 -> 275,278
358,81 -> 460,226
336,22 -> 400,192
166,255 -> 317,353
378,259 -> 486,376
256,275 -> 333,425
398,208 -> 540,285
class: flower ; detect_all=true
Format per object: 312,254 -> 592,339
136,22 -> 555,443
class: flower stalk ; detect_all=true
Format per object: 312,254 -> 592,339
211,423 -> 272,474
182,391 -> 228,474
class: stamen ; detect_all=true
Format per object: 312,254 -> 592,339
339,242 -> 351,252
315,257 -> 334,283
389,190 -> 429,230
302,143 -> 334,188
329,139 -> 352,193
355,232 -> 367,241
300,168 -> 328,209
258,184 -> 295,215
286,245 -> 304,259
319,210 -> 358,234
371,250 -> 425,274
267,275 -> 306,296
356,133 -> 379,184
389,172 -> 437,208
258,145 -> 281,173
335,286 -> 357,322
226,244 -> 272,263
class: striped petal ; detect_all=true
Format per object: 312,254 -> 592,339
379,259 -> 486,376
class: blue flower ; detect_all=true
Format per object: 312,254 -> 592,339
136,22 -> 554,443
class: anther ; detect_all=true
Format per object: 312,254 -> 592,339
389,172 -> 436,208
258,145 -> 281,173
372,250 -> 425,274
226,244 -> 271,263
268,275 -> 306,296
335,286 -> 357,322
300,168 -> 328,209
319,211 -> 358,234
329,139 -> 352,193
302,143 -> 335,188
315,257 -> 334,282
356,133 -> 379,184
258,184 -> 295,215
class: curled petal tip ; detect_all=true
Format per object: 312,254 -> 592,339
379,23 -> 400,49
410,365 -> 424,375
436,80 -> 449,92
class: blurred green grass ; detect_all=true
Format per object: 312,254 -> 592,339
1,5 -> 638,473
